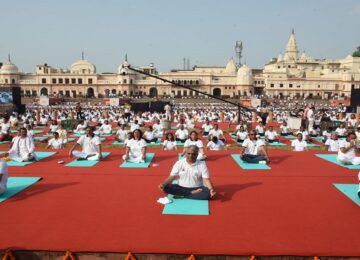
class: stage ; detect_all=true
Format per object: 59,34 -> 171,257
0,146 -> 359,258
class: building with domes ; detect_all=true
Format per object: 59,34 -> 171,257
0,31 -> 360,100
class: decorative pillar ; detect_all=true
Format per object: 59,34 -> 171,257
252,112 -> 257,123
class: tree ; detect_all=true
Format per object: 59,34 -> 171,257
353,46 -> 360,57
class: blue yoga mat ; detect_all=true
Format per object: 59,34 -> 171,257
0,177 -> 42,203
230,154 -> 270,170
162,194 -> 209,215
67,138 -> 76,142
176,142 -> 185,147
268,142 -> 286,146
283,135 -> 296,139
72,133 -> 85,137
307,143 -> 319,147
316,154 -> 360,169
112,141 -> 125,145
334,184 -> 360,206
66,152 -> 110,167
6,152 -> 56,166
120,153 -> 155,168
34,136 -> 48,142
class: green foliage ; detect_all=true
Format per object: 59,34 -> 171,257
353,46 -> 360,57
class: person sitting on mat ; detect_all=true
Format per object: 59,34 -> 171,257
240,130 -> 269,163
48,120 -> 59,134
115,124 -> 128,143
162,132 -> 177,151
265,126 -> 279,143
235,126 -> 248,143
182,131 -> 206,160
201,119 -> 213,136
206,136 -> 225,151
56,124 -> 68,144
98,120 -> 112,135
175,124 -> 189,143
325,133 -> 340,152
208,124 -> 225,143
279,121 -> 291,136
322,127 -> 333,143
26,124 -> 35,140
69,126 -> 102,161
255,122 -> 265,137
0,115 -> 11,142
143,125 -> 158,144
152,119 -> 163,136
295,125 -> 309,143
235,120 -> 247,132
122,129 -> 147,163
337,132 -> 360,165
74,120 -> 87,135
129,120 -> 140,132
47,132 -> 63,150
123,132 -> 133,147
158,145 -> 216,200
4,127 -> 36,162
335,123 -> 347,138
291,133 -> 308,152
0,158 -> 9,195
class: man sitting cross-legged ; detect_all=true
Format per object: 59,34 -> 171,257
69,126 -> 102,161
4,127 -> 36,162
240,130 -> 270,164
159,145 -> 216,200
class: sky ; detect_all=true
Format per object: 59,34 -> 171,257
1,0 -> 360,73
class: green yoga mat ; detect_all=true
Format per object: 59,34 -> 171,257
230,154 -> 270,170
307,143 -> 319,147
176,142 -> 185,147
0,141 -> 10,144
112,141 -> 125,145
67,138 -> 76,142
120,153 -> 155,168
6,152 -> 56,166
268,142 -> 286,146
283,135 -> 296,139
162,194 -> 209,215
316,154 -> 360,169
72,133 -> 85,137
66,152 -> 110,167
0,177 -> 42,203
34,137 -> 48,142
334,184 -> 360,206
100,133 -> 113,137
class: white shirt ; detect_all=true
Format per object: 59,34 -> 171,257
236,131 -> 248,140
338,140 -> 356,159
291,139 -> 307,151
127,139 -> 147,158
207,140 -> 224,150
209,129 -> 223,138
335,127 -> 347,136
255,125 -> 265,134
242,139 -> 264,155
162,140 -> 177,150
202,124 -> 213,132
77,135 -> 101,154
49,124 -> 59,133
0,122 -> 10,135
280,125 -> 289,134
265,130 -> 278,140
48,138 -> 63,149
175,129 -> 188,140
296,130 -> 308,141
153,123 -> 163,133
236,124 -> 247,131
130,123 -> 140,132
99,124 -> 112,134
143,130 -> 155,140
325,139 -> 340,152
170,159 -> 210,188
116,129 -> 128,141
0,159 -> 8,193
184,139 -> 204,149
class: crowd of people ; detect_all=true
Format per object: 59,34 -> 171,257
0,100 -> 359,200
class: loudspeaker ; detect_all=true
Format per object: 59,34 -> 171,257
131,102 -> 149,113
11,86 -> 21,107
350,85 -> 360,107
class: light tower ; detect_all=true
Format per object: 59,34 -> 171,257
235,41 -> 243,68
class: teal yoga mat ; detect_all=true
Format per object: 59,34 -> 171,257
307,143 -> 319,147
72,133 -> 85,137
11,130 -> 42,134
6,152 -> 56,166
316,154 -> 360,169
178,154 -> 185,160
112,141 -> 124,145
334,184 -> 360,206
0,141 -> 10,144
66,152 -> 110,167
120,153 -> 155,168
0,177 -> 42,203
230,154 -> 270,170
162,194 -> 209,215
67,138 -> 76,142
34,137 -> 48,142
100,133 -> 113,137
147,139 -> 161,145
283,135 -> 296,139
176,142 -> 185,147
268,142 -> 286,146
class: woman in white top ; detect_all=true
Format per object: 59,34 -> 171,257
122,129 -> 147,163
162,132 -> 177,151
182,131 -> 206,160
255,122 -> 265,136
236,126 -> 248,143
291,133 -> 308,151
47,132 -> 63,149
48,120 -> 59,134
115,124 -> 128,142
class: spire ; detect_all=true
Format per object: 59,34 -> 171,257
8,54 -> 11,63
292,28 -> 294,34
283,30 -> 298,61
125,53 -> 128,62
81,52 -> 84,60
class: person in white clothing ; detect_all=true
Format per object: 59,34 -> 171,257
143,125 -> 158,143
208,124 -> 225,143
48,120 -> 59,134
162,132 -> 177,151
307,105 -> 314,132
0,115 -> 11,141
0,159 -> 9,195
201,120 -> 213,136
56,124 -> 68,144
122,129 -> 147,163
255,122 -> 265,137
279,121 -> 290,136
265,126 -> 279,143
337,132 -> 360,165
182,131 -> 206,160
47,132 -> 64,149
115,124 -> 128,142
98,120 -> 112,135
291,133 -> 308,151
5,128 -> 36,162
175,124 -> 189,143
335,123 -> 347,138
206,136 -> 225,151
129,120 -> 140,132
74,120 -> 87,134
236,126 -> 248,143
295,125 -> 309,142
159,145 -> 216,200
240,130 -> 269,163
152,119 -> 163,136
325,133 -> 340,152
69,126 -> 102,161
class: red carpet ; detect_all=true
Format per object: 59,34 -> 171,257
0,147 -> 359,256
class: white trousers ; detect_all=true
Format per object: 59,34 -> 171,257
122,154 -> 144,163
337,154 -> 360,165
8,152 -> 35,162
72,151 -> 100,161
